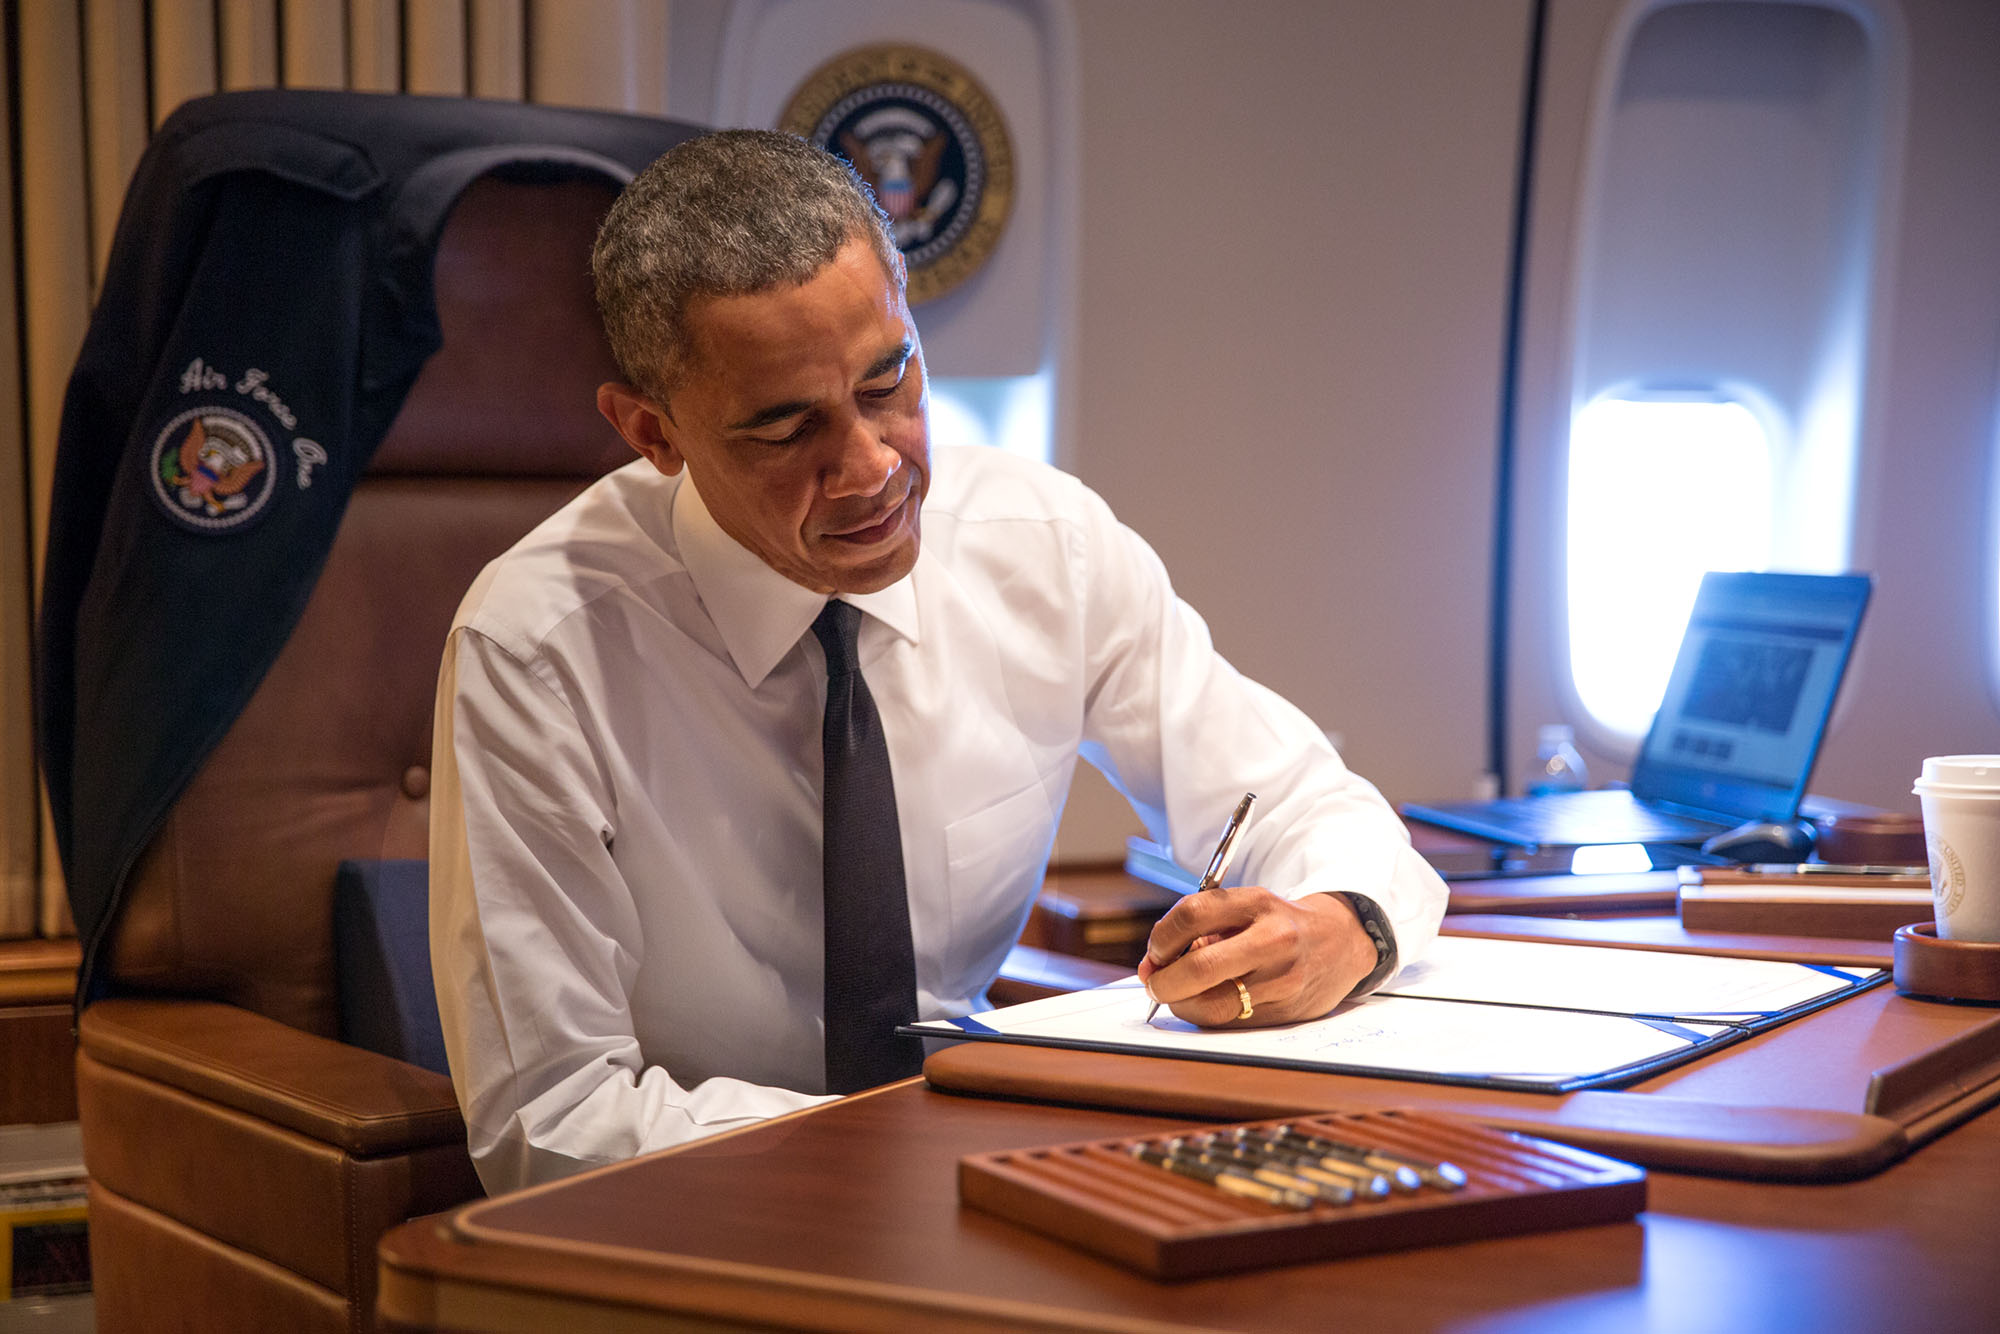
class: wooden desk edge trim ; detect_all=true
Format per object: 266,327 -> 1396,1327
409,1079 -> 1212,1333
1864,1004 -> 2000,1147
1894,1075 -> 2000,1152
441,1076 -> 924,1224
378,1213 -> 1213,1334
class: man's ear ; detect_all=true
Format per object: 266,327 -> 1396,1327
597,382 -> 683,475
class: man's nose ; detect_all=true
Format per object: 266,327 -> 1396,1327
823,417 -> 900,499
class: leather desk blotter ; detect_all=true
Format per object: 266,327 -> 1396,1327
930,920 -> 2000,1182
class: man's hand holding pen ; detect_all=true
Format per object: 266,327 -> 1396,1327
1136,888 -> 1382,1028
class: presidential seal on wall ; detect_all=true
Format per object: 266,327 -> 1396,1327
779,44 -> 1014,305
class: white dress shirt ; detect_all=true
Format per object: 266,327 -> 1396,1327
431,444 -> 1447,1194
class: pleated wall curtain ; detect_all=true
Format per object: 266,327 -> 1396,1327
0,0 -> 672,940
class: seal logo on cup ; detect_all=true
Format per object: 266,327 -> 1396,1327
1913,756 -> 2000,943
1927,836 -> 1964,917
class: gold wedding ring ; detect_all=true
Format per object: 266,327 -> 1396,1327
1233,978 -> 1254,1020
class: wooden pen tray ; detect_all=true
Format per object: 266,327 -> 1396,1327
959,1109 -> 1646,1279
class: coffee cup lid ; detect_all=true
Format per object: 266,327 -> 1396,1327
1914,754 -> 2000,793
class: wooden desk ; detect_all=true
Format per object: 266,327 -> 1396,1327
1019,843 -> 1686,972
1021,864 -> 1179,968
0,937 -> 80,1124
379,1067 -> 2000,1332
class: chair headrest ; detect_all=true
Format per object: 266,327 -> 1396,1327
367,173 -> 637,480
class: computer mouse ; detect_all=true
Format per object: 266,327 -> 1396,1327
1700,819 -> 1818,863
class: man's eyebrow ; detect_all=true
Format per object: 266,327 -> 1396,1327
862,341 -> 914,383
727,398 -> 816,434
724,341 -> 914,434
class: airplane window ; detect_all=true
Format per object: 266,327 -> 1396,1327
927,372 -> 1053,464
1568,394 -> 1774,737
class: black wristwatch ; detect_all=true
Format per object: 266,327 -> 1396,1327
1336,892 -> 1397,996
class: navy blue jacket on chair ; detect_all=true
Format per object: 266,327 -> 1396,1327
37,89 -> 699,1002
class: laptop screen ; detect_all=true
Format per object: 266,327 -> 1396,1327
1630,571 -> 1871,824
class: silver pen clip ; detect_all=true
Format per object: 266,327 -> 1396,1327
1199,792 -> 1258,892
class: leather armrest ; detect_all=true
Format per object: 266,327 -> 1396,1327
80,996 -> 464,1156
990,944 -> 1129,1006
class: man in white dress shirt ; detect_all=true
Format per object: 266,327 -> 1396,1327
430,130 -> 1448,1194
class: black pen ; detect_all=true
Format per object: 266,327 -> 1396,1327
1144,792 -> 1257,1024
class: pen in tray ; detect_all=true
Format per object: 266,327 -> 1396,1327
1121,1127 -> 1470,1210
1128,1143 -> 1315,1211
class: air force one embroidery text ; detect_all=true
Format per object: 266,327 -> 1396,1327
151,359 -> 325,533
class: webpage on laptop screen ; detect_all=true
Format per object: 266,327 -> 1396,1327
1639,576 -> 1862,816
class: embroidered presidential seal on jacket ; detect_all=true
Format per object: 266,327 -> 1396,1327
149,405 -> 277,532
779,44 -> 1014,305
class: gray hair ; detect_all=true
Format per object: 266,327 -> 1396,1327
591,129 -> 901,406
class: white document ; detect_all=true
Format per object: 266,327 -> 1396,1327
911,936 -> 1882,1090
916,976 -> 1732,1084
1378,935 -> 1867,1023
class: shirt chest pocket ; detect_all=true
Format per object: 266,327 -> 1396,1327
940,777 -> 1062,996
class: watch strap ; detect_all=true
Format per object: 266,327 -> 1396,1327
1336,891 -> 1398,996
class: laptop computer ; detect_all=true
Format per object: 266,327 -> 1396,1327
1402,570 -> 1872,849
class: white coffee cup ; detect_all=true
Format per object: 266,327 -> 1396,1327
1912,755 -> 2000,943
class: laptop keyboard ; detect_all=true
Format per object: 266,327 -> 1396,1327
1450,792 -> 1726,844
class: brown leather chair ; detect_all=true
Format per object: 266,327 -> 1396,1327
72,168 -> 640,1333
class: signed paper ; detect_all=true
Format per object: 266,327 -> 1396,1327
910,936 -> 1882,1090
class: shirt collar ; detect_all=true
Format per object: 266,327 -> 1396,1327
672,471 -> 921,689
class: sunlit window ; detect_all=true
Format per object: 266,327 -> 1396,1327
927,373 -> 1052,464
1569,843 -> 1656,875
1567,395 -> 1775,737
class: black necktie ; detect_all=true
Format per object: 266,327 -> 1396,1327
812,600 -> 923,1093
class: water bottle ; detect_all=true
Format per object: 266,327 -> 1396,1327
1526,724 -> 1589,796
